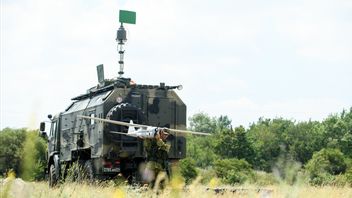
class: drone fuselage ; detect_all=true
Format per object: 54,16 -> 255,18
126,126 -> 157,139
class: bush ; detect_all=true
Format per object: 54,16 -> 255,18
198,168 -> 217,185
273,153 -> 303,185
305,148 -> 347,185
253,171 -> 279,186
332,174 -> 348,186
346,158 -> 352,169
186,135 -> 218,168
214,158 -> 254,184
345,168 -> 352,186
179,158 -> 198,184
21,130 -> 47,181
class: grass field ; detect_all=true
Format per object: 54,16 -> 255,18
2,176 -> 352,198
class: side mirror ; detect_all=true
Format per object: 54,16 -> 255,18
39,122 -> 48,140
40,122 -> 45,132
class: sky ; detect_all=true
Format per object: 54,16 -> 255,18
1,0 -> 351,129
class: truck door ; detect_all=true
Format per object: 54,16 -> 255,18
48,120 -> 58,155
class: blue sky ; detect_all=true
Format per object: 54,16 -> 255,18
1,0 -> 351,129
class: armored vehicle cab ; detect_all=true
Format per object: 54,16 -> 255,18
41,76 -> 186,185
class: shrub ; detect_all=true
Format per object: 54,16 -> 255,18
345,168 -> 352,186
333,174 -> 348,186
179,158 -> 198,184
214,158 -> 254,184
253,171 -> 279,186
198,168 -> 217,185
305,148 -> 347,185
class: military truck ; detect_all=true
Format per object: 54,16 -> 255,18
39,10 -> 186,186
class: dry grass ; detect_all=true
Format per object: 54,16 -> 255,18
2,176 -> 352,198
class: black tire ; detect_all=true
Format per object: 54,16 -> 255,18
49,164 -> 58,187
105,103 -> 146,141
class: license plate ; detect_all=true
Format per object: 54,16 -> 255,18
102,167 -> 120,172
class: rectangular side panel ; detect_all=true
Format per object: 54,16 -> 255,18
147,97 -> 172,127
90,106 -> 104,158
60,106 -> 105,161
147,97 -> 186,159
175,103 -> 187,159
60,114 -> 72,161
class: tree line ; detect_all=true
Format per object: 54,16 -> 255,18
184,107 -> 352,185
1,107 -> 351,185
0,129 -> 47,181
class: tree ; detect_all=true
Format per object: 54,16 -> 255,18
323,108 -> 352,157
21,130 -> 47,181
187,135 -> 218,167
188,113 -> 217,134
284,121 -> 325,164
188,113 -> 232,133
215,115 -> 232,132
247,118 -> 293,171
0,128 -> 26,176
0,128 -> 47,180
187,113 -> 232,167
214,126 -> 254,163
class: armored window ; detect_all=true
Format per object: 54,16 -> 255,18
50,122 -> 57,137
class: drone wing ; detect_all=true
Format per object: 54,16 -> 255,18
110,131 -> 136,137
78,115 -> 211,136
78,115 -> 149,128
166,128 -> 211,136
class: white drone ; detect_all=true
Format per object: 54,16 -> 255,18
78,115 -> 210,139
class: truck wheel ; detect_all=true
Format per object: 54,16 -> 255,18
49,164 -> 58,187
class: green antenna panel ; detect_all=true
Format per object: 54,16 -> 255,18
119,10 -> 136,24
